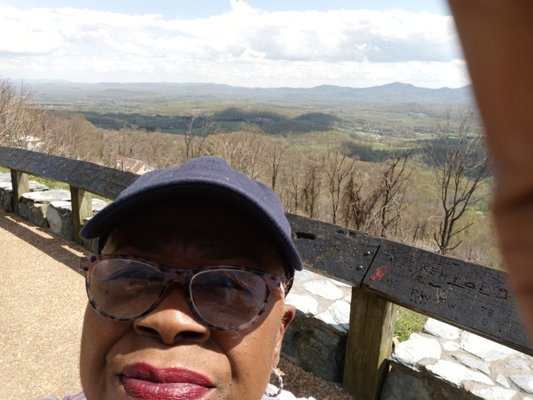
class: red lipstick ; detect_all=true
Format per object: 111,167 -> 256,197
121,363 -> 214,400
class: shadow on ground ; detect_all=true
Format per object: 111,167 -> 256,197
0,209 -> 87,274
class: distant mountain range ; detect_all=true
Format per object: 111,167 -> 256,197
29,81 -> 473,107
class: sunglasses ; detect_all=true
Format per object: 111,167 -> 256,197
80,255 -> 288,331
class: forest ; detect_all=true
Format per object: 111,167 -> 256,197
0,79 -> 498,269
79,108 -> 339,135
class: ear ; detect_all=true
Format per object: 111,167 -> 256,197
271,304 -> 296,369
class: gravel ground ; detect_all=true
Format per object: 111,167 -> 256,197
277,358 -> 353,400
0,212 -> 87,400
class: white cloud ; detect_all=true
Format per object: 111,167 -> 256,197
0,2 -> 466,87
0,6 -> 63,55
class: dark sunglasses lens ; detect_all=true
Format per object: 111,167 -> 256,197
190,269 -> 268,330
89,259 -> 164,319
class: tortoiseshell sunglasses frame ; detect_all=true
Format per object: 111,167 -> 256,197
80,254 -> 289,331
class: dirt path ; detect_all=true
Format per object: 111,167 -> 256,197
0,210 -> 87,400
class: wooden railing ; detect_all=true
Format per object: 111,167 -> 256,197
0,145 -> 530,399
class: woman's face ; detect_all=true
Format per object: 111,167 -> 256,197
79,201 -> 295,400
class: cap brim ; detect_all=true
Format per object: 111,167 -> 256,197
80,180 -> 303,275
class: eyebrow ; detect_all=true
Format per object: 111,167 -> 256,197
108,231 -> 276,267
106,230 -> 170,254
197,244 -> 268,265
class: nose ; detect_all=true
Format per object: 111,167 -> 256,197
133,288 -> 210,345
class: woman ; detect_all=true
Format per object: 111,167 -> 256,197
65,156 -> 303,399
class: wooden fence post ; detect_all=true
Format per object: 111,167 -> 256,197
10,169 -> 29,215
343,287 -> 396,399
70,185 -> 92,245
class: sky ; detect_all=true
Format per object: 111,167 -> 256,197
0,0 -> 469,89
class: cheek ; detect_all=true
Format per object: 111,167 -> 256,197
80,305 -> 130,396
220,304 -> 284,399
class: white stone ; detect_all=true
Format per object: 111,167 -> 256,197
314,310 -> 336,327
496,374 -> 511,389
21,189 -> 70,203
470,386 -> 517,400
511,375 -> 533,393
266,389 -> 315,400
50,200 -> 72,211
0,181 -> 11,190
426,360 -> 493,386
303,279 -> 344,300
443,341 -> 460,352
393,333 -> 441,367
453,353 -> 491,376
424,318 -> 461,340
460,332 -> 518,361
333,279 -> 351,288
0,180 -> 49,192
508,358 -> 531,371
264,385 -> 296,399
315,300 -> 350,332
92,198 -> 109,212
277,390 -> 296,400
0,176 -> 46,190
46,208 -> 61,234
28,181 -> 49,191
285,294 -> 319,316
294,269 -> 316,280
327,300 -> 350,323
47,201 -> 72,235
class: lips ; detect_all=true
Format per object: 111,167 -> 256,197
120,363 -> 214,400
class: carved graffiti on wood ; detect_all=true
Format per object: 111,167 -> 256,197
363,241 -> 529,354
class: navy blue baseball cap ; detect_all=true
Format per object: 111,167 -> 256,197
80,156 -> 303,282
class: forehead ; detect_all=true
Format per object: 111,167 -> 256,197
105,199 -> 280,268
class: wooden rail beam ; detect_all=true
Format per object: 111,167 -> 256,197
288,213 -> 531,356
0,146 -> 137,199
288,213 -> 378,284
364,240 -> 531,355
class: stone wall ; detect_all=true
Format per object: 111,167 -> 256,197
283,269 -> 352,382
0,174 -> 107,246
382,318 -> 533,400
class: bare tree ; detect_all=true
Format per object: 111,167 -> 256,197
378,153 -> 411,238
119,127 -> 144,158
143,131 -> 182,168
0,80 -> 40,148
268,139 -> 291,191
34,111 -> 108,162
286,172 -> 301,214
182,116 -> 210,161
301,163 -> 321,219
339,154 -> 410,238
341,169 -> 382,232
426,112 -> 489,254
324,149 -> 356,224
412,220 -> 430,244
205,131 -> 265,179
